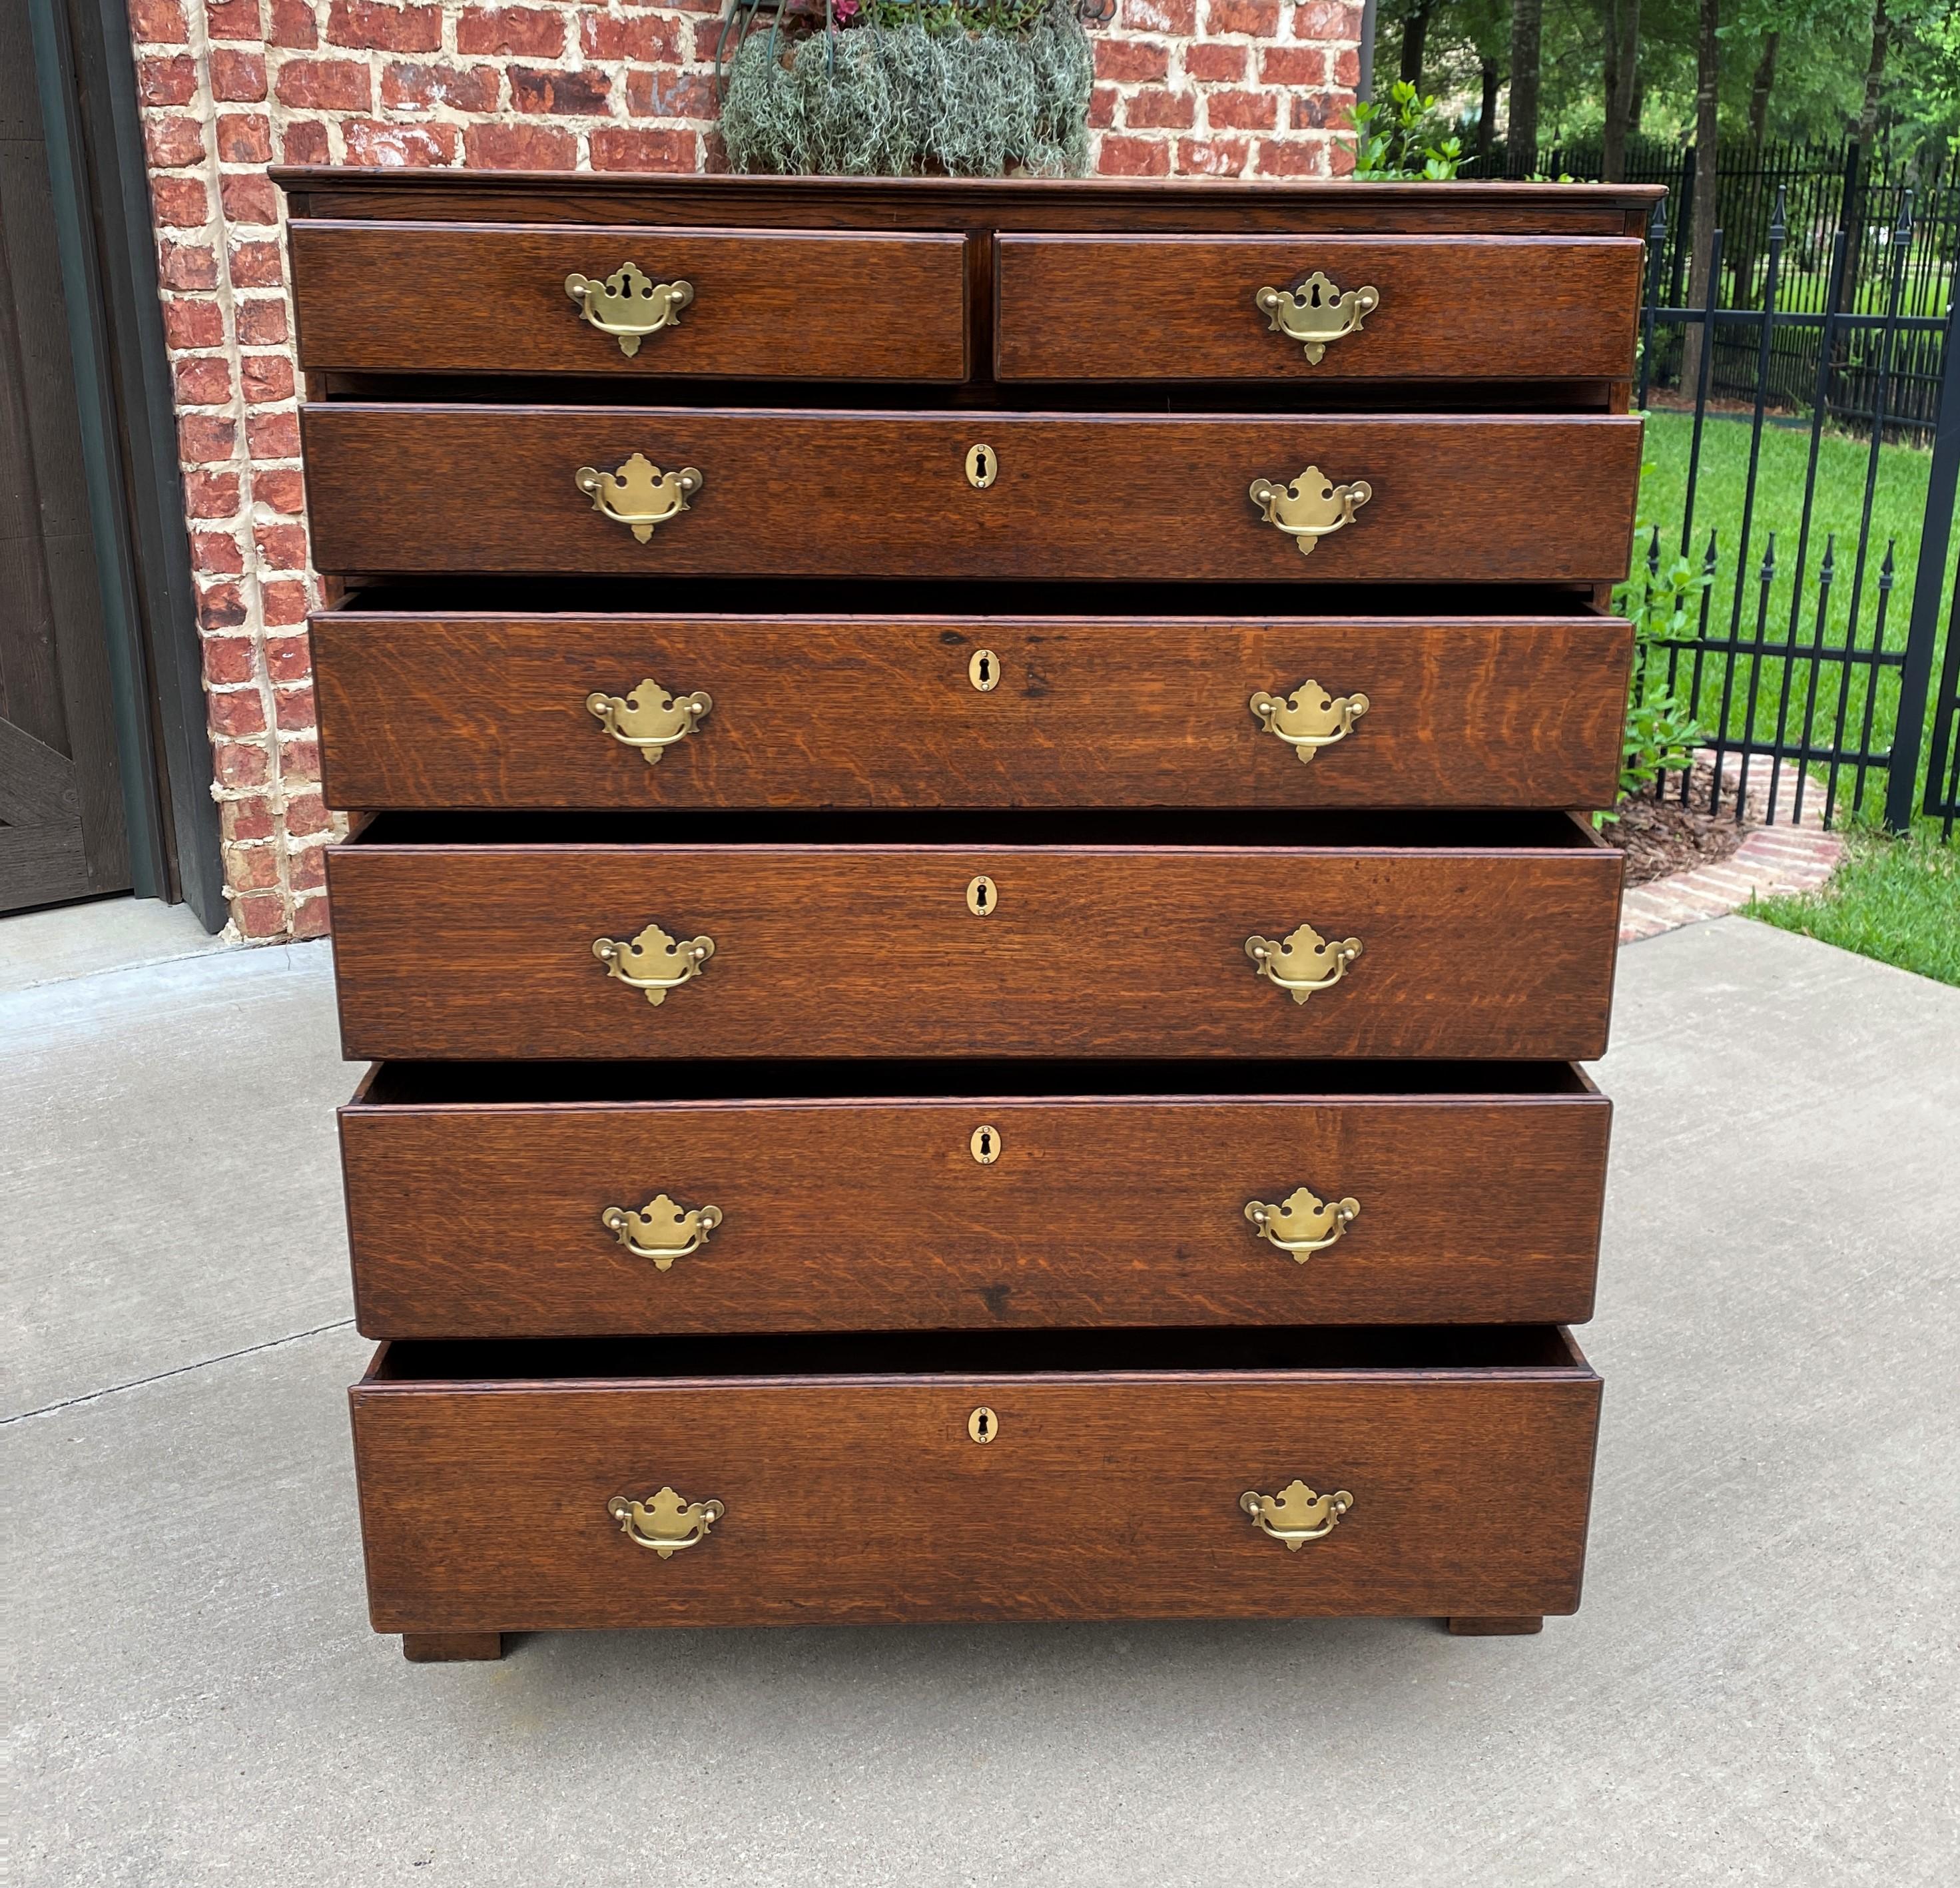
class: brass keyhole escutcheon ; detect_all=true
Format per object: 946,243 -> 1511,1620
968,1405 -> 998,1444
966,874 -> 997,916
970,1123 -> 1002,1164
968,647 -> 1000,692
966,443 -> 998,489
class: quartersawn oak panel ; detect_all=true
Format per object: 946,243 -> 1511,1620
325,829 -> 1623,1062
340,1080 -> 1612,1337
288,222 -> 970,379
300,408 -> 1644,583
996,234 -> 1646,382
276,169 -> 1665,241
311,611 -> 1633,812
350,1339 -> 1603,1628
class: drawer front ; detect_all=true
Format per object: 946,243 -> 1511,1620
351,1354 -> 1602,1628
290,221 -> 969,379
301,408 -> 1643,583
995,234 -> 1645,382
342,1086 -> 1611,1337
326,838 -> 1622,1062
313,613 -> 1632,813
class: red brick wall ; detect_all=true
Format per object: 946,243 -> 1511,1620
128,1 -> 1361,941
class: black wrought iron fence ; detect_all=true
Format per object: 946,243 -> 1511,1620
1502,137 -> 1957,440
1629,186 -> 1959,838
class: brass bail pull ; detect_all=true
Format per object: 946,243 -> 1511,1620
565,262 -> 694,356
1255,272 -> 1380,364
575,454 -> 703,543
1243,1187 -> 1361,1260
1244,922 -> 1363,1004
600,1195 -> 724,1271
607,1487 -> 725,1558
1249,466 -> 1371,559
1249,680 -> 1369,762
591,920 -> 716,1004
1239,1480 -> 1355,1549
587,677 -> 713,765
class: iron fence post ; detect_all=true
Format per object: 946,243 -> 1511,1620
1884,293 -> 1960,832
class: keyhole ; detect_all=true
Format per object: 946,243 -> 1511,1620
966,874 -> 996,916
966,443 -> 998,489
970,1123 -> 1001,1164
968,647 -> 999,692
968,1405 -> 998,1444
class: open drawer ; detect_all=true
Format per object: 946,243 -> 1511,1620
310,583 -> 1632,814
351,1325 -> 1603,1646
341,1060 -> 1611,1337
324,809 -> 1624,1063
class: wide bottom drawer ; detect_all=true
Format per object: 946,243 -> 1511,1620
351,1327 -> 1602,1647
342,1062 -> 1611,1336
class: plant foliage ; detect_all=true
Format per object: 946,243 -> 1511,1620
1608,520 -> 1712,821
1344,80 -> 1468,178
720,0 -> 1092,176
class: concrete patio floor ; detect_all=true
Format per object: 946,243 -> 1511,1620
6,912 -> 1957,1886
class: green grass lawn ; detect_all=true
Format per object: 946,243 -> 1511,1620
1632,409 -> 1957,832
1632,410 -> 1957,980
1748,830 -> 1960,985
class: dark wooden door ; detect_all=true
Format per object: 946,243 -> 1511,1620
0,0 -> 129,912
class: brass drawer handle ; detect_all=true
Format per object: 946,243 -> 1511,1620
587,677 -> 713,763
565,262 -> 694,355
1244,921 -> 1363,1003
607,1487 -> 725,1558
1249,467 -> 1371,559
1240,1480 -> 1354,1549
592,920 -> 715,1004
1244,1186 -> 1360,1259
1255,271 -> 1379,364
600,1193 -> 723,1270
1249,681 -> 1369,761
575,453 -> 703,543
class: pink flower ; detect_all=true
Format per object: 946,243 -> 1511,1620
832,0 -> 860,21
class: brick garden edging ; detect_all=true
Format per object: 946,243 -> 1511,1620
1618,751 -> 1845,944
128,1 -> 1363,942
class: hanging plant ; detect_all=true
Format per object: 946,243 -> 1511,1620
717,0 -> 1098,179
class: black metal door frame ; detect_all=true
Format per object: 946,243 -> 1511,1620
26,0 -> 224,928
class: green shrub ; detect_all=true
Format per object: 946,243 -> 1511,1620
721,2 -> 1092,177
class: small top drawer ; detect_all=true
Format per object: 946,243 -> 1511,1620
288,221 -> 970,380
994,234 -> 1644,382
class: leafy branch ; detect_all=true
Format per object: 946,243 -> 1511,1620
1341,81 -> 1467,180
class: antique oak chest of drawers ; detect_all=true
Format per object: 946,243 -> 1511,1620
279,170 -> 1658,1661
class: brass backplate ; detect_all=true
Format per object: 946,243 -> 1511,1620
966,874 -> 997,916
965,443 -> 998,489
970,1123 -> 1002,1164
968,647 -> 1001,691
968,1405 -> 999,1443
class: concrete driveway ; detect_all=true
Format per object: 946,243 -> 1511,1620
6,913 -> 1957,1886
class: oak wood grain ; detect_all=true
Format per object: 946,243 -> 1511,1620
349,1343 -> 1603,1629
299,407 -> 1646,583
274,170 -> 1665,242
995,235 -> 1646,382
324,826 -> 1624,1062
310,609 -> 1632,813
340,1079 -> 1611,1337
289,222 -> 969,379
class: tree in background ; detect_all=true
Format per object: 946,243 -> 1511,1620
1603,0 -> 1644,176
1365,0 -> 1959,160
1680,0 -> 1722,388
1508,0 -> 1544,164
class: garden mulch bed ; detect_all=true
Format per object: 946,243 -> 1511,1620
1610,758 -> 1766,888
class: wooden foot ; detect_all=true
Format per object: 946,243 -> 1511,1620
1447,1616 -> 1544,1636
402,1631 -> 504,1662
